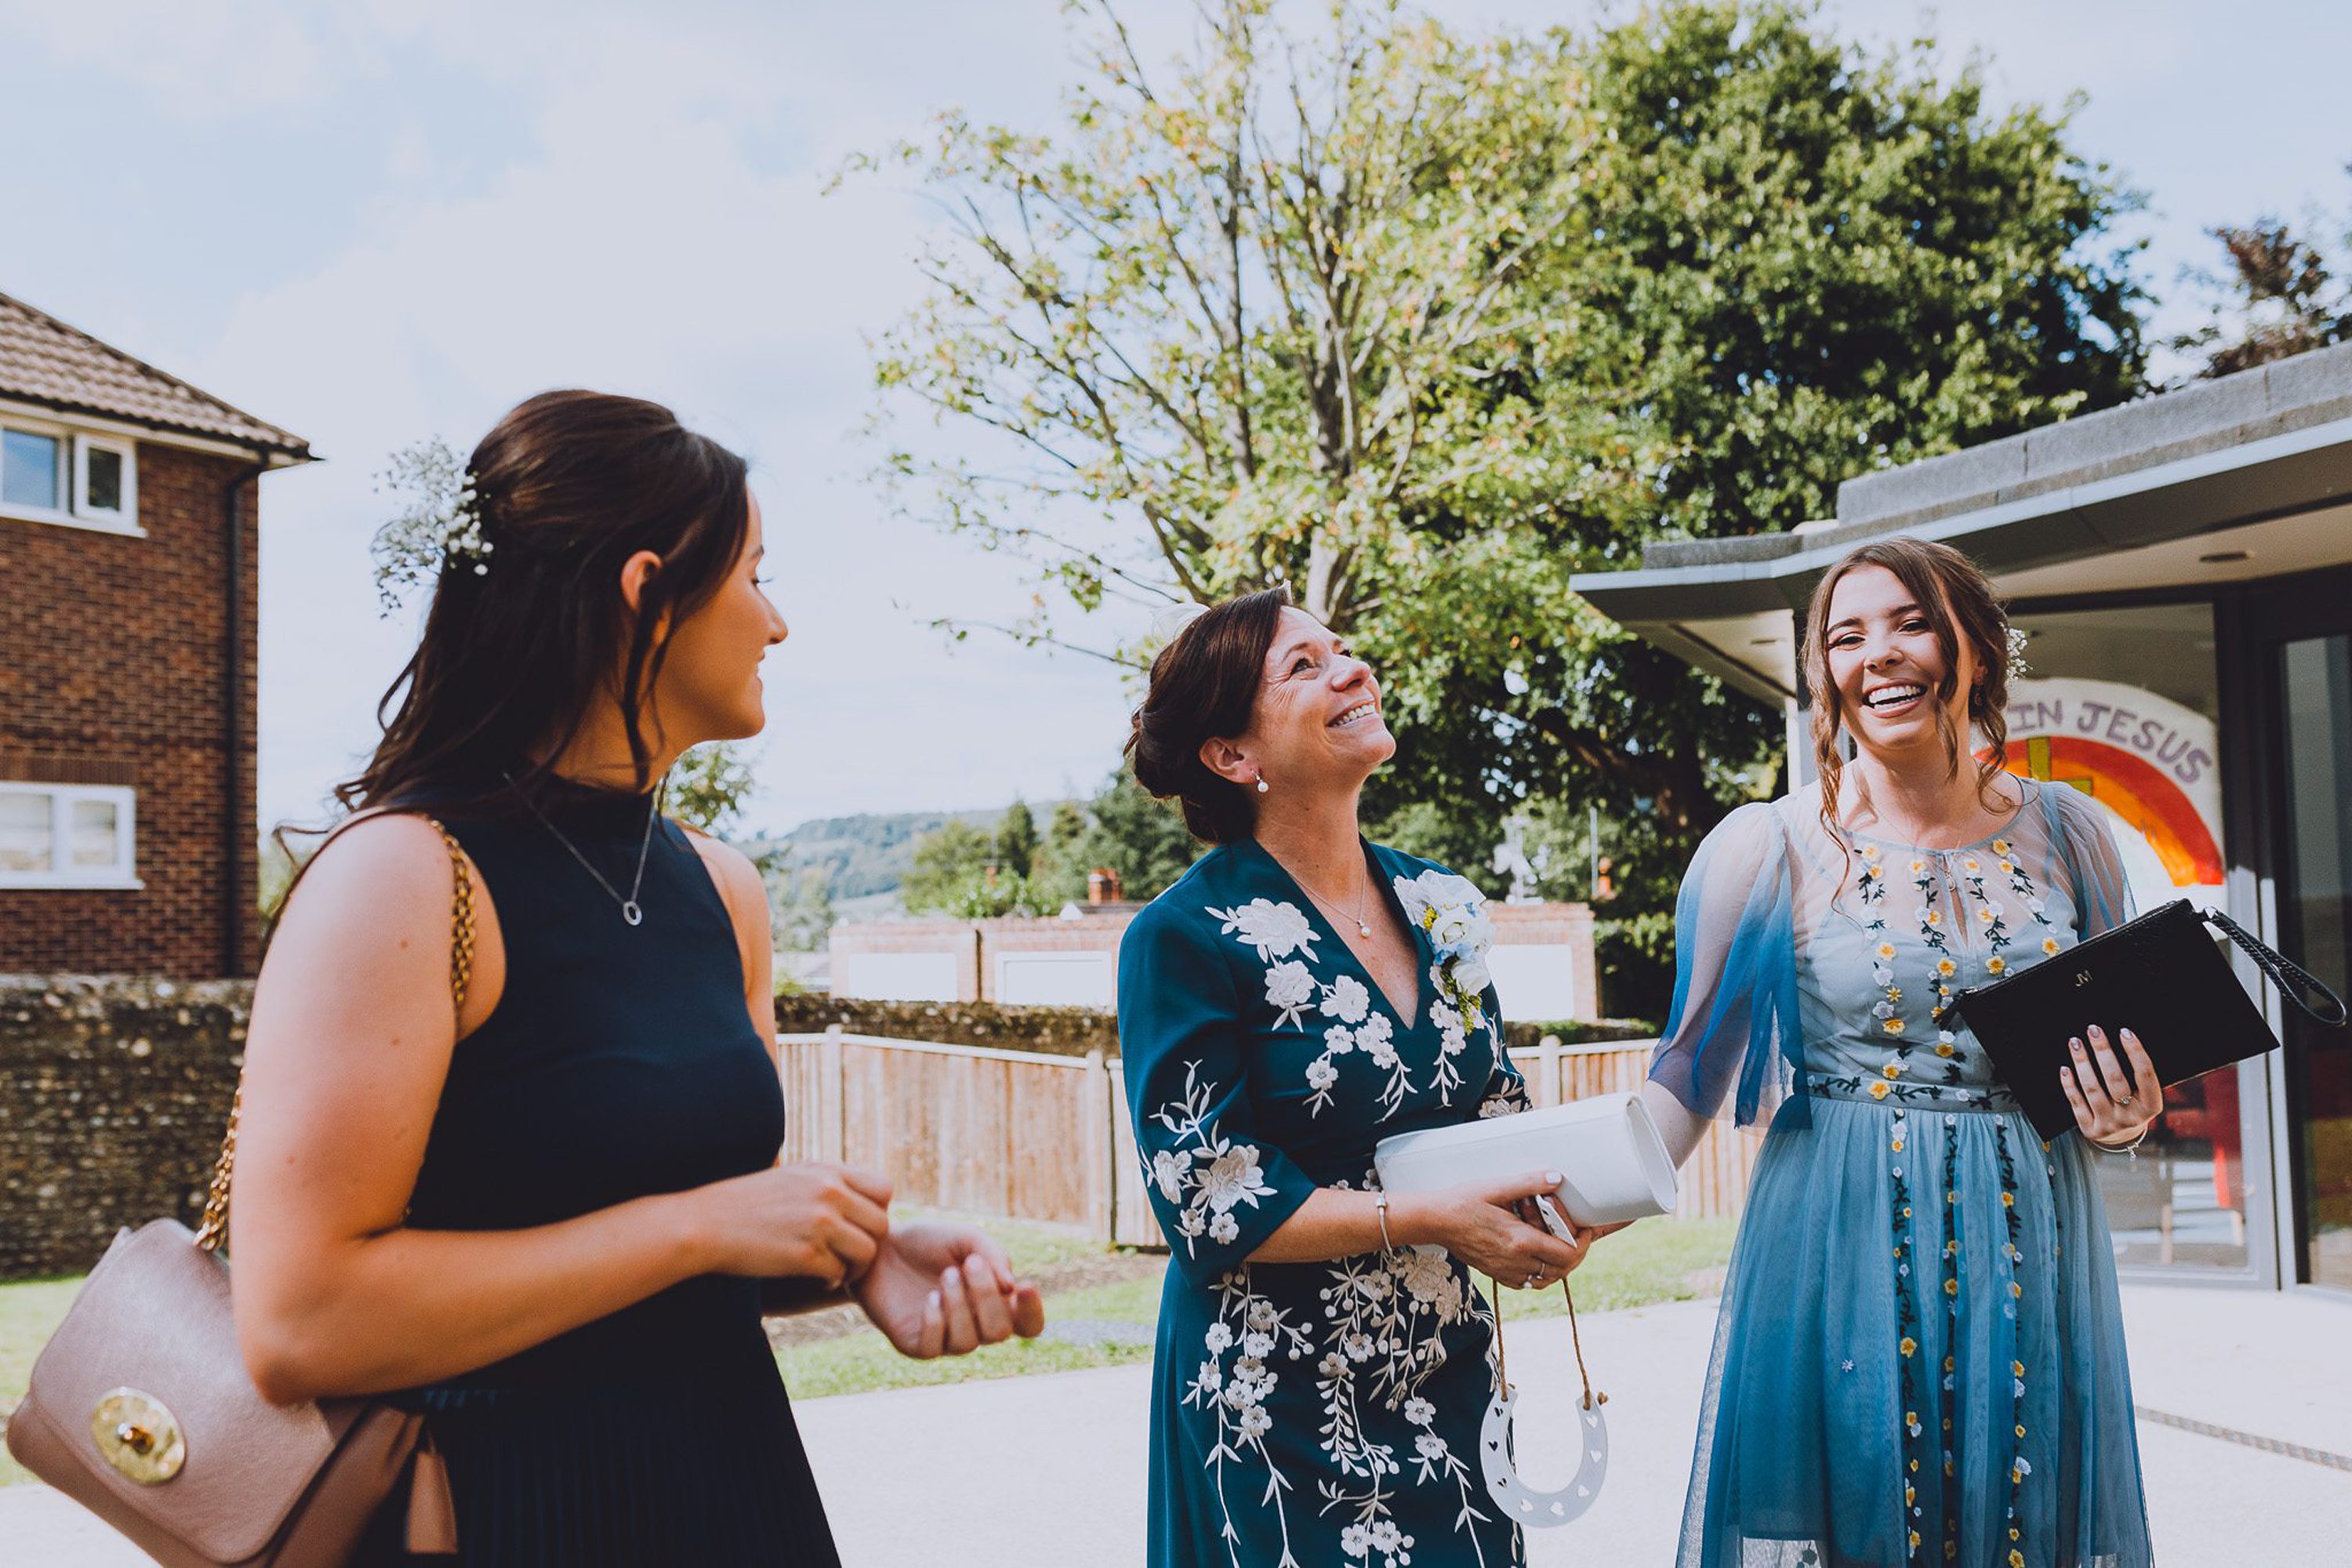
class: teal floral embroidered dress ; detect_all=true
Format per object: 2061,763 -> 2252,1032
1650,779 -> 2156,1568
1119,839 -> 1531,1568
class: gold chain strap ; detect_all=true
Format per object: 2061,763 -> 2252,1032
194,819 -> 474,1254
1489,1274 -> 1607,1413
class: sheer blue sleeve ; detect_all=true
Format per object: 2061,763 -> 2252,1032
2040,782 -> 2136,938
1646,801 -> 1805,1130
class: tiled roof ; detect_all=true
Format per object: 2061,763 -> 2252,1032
0,291 -> 311,460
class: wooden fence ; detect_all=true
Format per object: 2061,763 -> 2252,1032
778,1028 -> 1757,1248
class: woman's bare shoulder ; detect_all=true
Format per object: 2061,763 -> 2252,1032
276,811 -> 468,935
680,826 -> 769,938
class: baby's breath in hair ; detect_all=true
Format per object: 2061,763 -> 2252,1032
371,437 -> 492,612
2006,624 -> 2031,682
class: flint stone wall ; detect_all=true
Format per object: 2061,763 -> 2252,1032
0,975 -> 246,1279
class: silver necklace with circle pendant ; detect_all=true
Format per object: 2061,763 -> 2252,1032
507,771 -> 662,927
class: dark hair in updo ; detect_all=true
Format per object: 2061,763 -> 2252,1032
344,389 -> 751,814
1127,587 -> 1291,844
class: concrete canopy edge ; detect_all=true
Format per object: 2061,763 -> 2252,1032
1573,413 -> 2352,624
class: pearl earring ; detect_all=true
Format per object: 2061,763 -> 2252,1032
1255,775 -> 1269,794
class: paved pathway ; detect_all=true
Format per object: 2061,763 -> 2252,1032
5,1284 -> 2347,1563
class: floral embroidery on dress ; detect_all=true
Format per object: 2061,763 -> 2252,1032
1311,1240 -> 1496,1566
1213,893 -> 1492,1116
1993,1120 -> 2032,1567
1957,855 -> 2016,977
1146,1062 -> 1280,1253
1842,830 -> 2081,1104
1185,1274 -> 1317,1566
1174,1213 -> 1503,1567
1888,1104 -> 1925,1562
1215,898 -> 1322,963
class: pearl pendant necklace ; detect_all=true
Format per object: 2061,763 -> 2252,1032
1291,864 -> 1374,938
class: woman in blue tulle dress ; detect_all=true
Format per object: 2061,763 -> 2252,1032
1637,539 -> 2162,1568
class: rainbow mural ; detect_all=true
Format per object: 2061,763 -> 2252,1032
1982,678 -> 2225,893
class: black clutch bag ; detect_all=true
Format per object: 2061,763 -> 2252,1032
1935,899 -> 2347,1141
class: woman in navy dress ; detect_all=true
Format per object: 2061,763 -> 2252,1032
1632,538 -> 2160,1567
229,390 -> 1044,1565
1119,589 -> 1596,1568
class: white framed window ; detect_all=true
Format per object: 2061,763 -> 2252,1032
75,434 -> 136,525
0,782 -> 140,888
0,416 -> 140,535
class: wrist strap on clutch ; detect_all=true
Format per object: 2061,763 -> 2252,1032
2207,910 -> 2349,1026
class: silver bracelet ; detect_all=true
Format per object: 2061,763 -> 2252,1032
2092,1117 -> 2157,1155
1374,1189 -> 1396,1254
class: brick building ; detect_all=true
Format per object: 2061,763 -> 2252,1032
0,292 -> 311,978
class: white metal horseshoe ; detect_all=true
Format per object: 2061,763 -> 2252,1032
1480,1386 -> 1610,1528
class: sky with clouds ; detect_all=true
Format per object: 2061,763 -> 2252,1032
1,0 -> 2343,838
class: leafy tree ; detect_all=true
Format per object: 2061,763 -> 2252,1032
899,812 -> 1065,917
858,0 -> 2147,1001
851,0 -> 1630,645
2170,165 -> 2351,379
935,869 -> 1056,920
666,742 -> 758,836
768,863 -> 837,953
994,798 -> 1040,879
898,818 -> 1000,913
1080,770 -> 1200,902
1029,799 -> 1098,906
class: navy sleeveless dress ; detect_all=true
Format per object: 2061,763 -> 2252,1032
358,780 -> 840,1566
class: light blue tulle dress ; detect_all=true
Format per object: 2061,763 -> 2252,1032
1650,778 -> 2155,1568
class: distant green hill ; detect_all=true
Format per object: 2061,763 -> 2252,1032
748,806 -> 1047,901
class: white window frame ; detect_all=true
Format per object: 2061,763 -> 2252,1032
0,414 -> 142,535
74,433 -> 136,528
0,782 -> 141,889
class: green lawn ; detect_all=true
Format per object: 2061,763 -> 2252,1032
0,1216 -> 1737,1486
0,1276 -> 84,1488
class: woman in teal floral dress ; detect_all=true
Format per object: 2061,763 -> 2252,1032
1635,539 -> 2162,1568
1118,590 -> 1592,1568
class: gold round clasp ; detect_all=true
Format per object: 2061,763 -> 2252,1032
90,1389 -> 185,1483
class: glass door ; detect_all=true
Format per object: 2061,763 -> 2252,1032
2004,600 -> 2251,1272
2276,632 -> 2352,1288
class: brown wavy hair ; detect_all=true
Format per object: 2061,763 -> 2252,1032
1126,587 -> 1292,844
1804,536 -> 2013,848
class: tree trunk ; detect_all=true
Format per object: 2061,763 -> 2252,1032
1304,534 -> 1340,624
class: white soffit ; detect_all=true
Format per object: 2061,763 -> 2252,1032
1996,502 -> 2352,599
1651,611 -> 1799,703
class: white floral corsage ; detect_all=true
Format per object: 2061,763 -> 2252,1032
1392,869 -> 1495,1025
371,437 -> 492,612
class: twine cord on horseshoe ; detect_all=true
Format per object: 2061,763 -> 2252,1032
1479,1272 -> 1610,1528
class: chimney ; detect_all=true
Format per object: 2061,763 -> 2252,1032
1088,867 -> 1122,905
